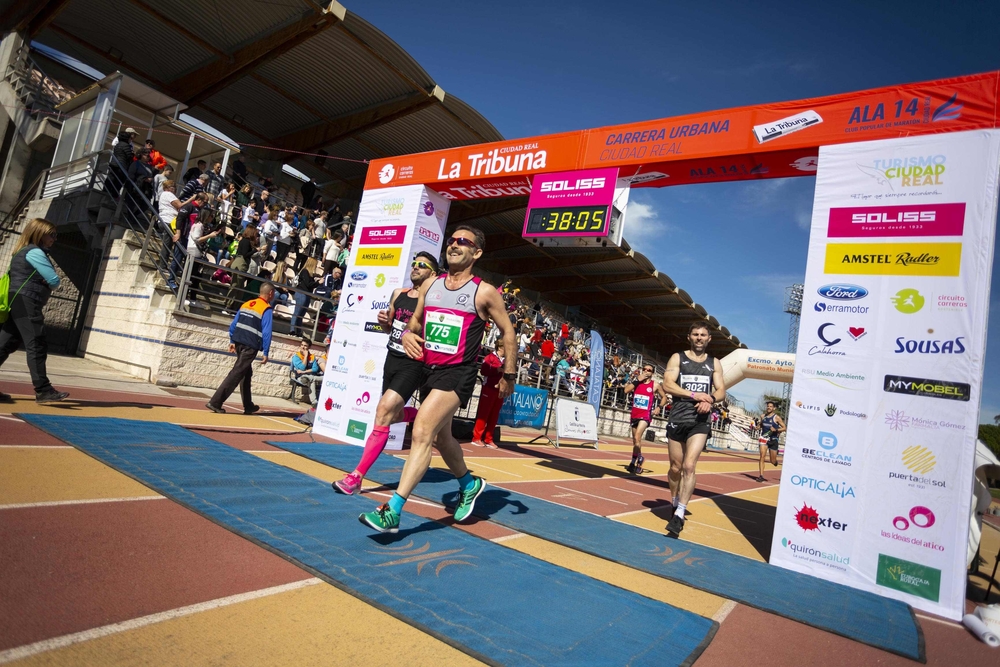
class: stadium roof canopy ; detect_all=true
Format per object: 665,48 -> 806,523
1,0 -> 503,194
1,0 -> 745,358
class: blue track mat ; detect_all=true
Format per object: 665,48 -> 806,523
21,415 -> 717,667
267,441 -> 925,662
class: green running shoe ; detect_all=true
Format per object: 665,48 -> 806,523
453,476 -> 486,523
359,503 -> 399,533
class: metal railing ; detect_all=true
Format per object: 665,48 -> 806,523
176,255 -> 340,341
4,45 -> 69,121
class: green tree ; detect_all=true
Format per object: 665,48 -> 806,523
979,424 -> 1000,459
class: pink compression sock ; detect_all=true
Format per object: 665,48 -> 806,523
402,406 -> 418,423
356,425 -> 390,477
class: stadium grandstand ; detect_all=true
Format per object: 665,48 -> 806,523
0,0 -> 746,417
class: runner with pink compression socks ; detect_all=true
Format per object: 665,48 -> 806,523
332,252 -> 439,495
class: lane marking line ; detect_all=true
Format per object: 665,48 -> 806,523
490,533 -> 527,543
609,486 -> 644,496
469,461 -> 523,478
0,415 -> 23,422
0,578 -> 322,664
688,485 -> 778,504
915,612 -> 963,629
246,450 -> 292,453
0,445 -> 73,449
607,506 -> 668,519
0,496 -> 165,510
712,600 -> 738,623
553,485 -> 628,505
370,491 -> 444,510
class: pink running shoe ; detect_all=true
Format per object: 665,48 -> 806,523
333,472 -> 362,495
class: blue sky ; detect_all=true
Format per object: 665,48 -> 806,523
357,1 -> 1000,413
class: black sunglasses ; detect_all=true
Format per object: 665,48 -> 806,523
447,236 -> 478,249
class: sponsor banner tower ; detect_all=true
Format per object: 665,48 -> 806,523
771,130 -> 1000,620
314,185 -> 448,449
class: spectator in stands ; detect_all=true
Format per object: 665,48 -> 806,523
0,218 -> 69,404
518,328 -> 531,354
235,183 -> 251,209
171,192 -> 205,281
290,257 -> 319,336
540,333 -> 555,362
254,189 -> 270,216
290,338 -> 322,405
317,265 -> 342,297
156,180 -> 196,289
127,149 -> 155,201
342,210 -> 354,233
109,127 -> 138,197
223,225 -> 259,315
184,207 -> 220,309
327,197 -> 343,223
312,211 -> 327,258
153,164 -> 173,201
301,179 -> 316,208
145,139 -> 167,172
336,239 -> 350,270
275,215 -> 295,264
231,154 -> 247,188
204,161 -> 224,197
182,159 -> 206,186
294,219 -> 314,272
471,339 -> 506,448
179,172 -> 208,201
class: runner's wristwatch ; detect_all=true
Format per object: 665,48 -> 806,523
503,373 -> 516,381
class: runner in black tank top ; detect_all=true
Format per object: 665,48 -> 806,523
756,400 -> 785,483
333,252 -> 439,496
660,322 -> 726,536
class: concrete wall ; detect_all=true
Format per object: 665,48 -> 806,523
80,235 -> 308,400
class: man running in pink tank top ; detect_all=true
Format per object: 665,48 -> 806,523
359,226 -> 516,533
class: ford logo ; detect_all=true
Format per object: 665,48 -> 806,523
817,284 -> 868,300
351,271 -> 367,281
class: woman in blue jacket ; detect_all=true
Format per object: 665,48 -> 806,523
0,218 -> 69,403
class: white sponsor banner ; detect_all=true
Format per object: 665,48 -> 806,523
772,130 -> 1000,620
555,398 -> 598,446
313,185 -> 447,449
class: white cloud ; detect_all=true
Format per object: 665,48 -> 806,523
622,199 -> 670,247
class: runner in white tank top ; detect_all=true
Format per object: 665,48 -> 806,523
359,226 -> 518,533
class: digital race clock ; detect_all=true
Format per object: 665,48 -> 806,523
523,168 -> 625,246
524,205 -> 609,236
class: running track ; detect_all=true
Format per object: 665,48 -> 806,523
1,377 -> 998,666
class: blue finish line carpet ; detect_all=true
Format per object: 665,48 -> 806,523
19,415 -> 716,667
266,440 -> 926,662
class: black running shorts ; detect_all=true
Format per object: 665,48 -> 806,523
382,353 -> 425,402
422,363 -> 479,409
666,421 -> 712,443
630,417 -> 650,429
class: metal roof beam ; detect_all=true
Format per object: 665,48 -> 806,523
449,198 -> 528,224
481,234 -> 529,253
168,3 -> 346,106
269,89 -> 441,157
3,0 -> 71,36
582,302 -> 692,317
520,270 -> 652,293
556,288 -> 676,306
480,249 -> 627,277
124,0 -> 227,58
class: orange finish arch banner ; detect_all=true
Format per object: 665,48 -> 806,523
365,71 -> 1000,196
